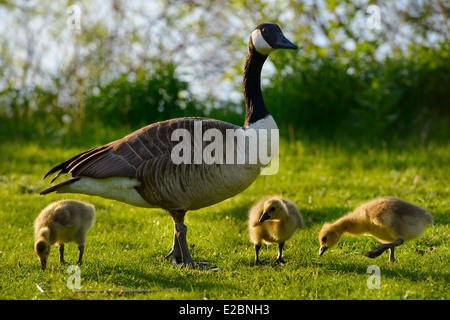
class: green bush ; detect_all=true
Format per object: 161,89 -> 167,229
1,45 -> 448,146
266,42 -> 450,142
0,61 -> 210,146
84,62 -> 206,128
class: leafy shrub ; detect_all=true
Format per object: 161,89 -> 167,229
84,62 -> 205,128
266,42 -> 450,142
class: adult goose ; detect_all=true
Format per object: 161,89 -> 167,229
40,23 -> 298,267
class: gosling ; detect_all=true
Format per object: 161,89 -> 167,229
318,197 -> 433,262
34,199 -> 96,270
248,196 -> 303,266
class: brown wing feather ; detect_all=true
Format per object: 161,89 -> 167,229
44,117 -> 241,182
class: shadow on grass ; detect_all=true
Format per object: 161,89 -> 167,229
314,254 -> 449,283
79,258 -> 238,295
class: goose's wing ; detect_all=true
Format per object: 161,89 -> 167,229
44,117 -> 241,182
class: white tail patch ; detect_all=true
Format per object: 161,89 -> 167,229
56,177 -> 152,208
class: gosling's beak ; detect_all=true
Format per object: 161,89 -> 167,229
40,260 -> 47,270
319,245 -> 328,256
259,211 -> 270,223
273,32 -> 298,50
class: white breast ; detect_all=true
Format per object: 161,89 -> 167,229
247,115 -> 279,168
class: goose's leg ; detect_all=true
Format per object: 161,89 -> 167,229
165,210 -> 219,270
165,210 -> 194,267
275,242 -> 286,265
59,244 -> 67,265
364,239 -> 404,262
165,222 -> 193,267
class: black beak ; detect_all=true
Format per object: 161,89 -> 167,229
319,245 -> 328,256
273,33 -> 298,50
259,211 -> 270,223
40,260 -> 47,270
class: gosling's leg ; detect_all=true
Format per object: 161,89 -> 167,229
364,239 -> 404,262
275,242 -> 286,265
254,244 -> 262,266
389,247 -> 396,263
59,244 -> 66,265
77,244 -> 85,265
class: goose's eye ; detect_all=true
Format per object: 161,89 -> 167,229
270,207 -> 275,212
322,236 -> 327,242
262,27 -> 269,33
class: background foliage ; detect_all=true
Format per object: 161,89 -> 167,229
0,0 -> 448,145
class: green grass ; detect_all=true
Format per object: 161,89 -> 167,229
0,138 -> 448,300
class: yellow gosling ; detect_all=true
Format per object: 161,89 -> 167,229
248,196 -> 303,266
34,200 -> 96,270
318,197 -> 433,262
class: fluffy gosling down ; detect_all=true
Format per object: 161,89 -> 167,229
248,196 -> 303,266
34,200 -> 96,270
318,197 -> 433,262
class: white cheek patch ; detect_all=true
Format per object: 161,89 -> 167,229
251,29 -> 274,55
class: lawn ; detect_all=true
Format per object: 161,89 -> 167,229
0,138 -> 448,300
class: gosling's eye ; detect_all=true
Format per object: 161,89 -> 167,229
262,27 -> 269,33
270,207 -> 275,212
322,236 -> 327,242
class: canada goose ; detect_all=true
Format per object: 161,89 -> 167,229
318,197 -> 433,262
34,200 -> 95,270
39,23 -> 298,267
248,196 -> 303,266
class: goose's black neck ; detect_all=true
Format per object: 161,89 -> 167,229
243,45 -> 269,127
